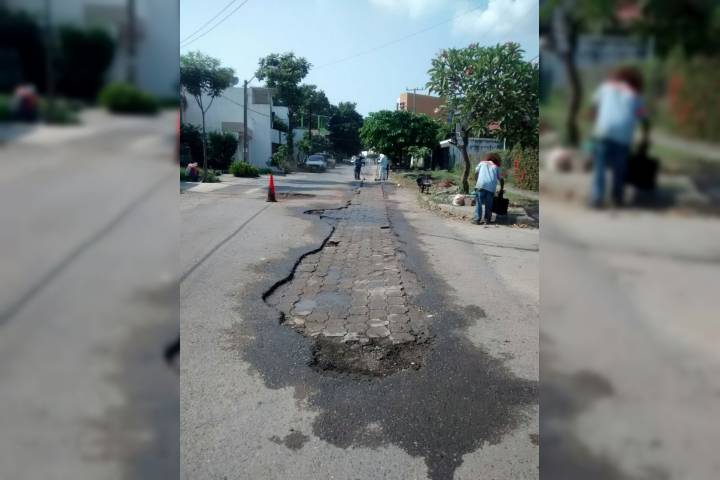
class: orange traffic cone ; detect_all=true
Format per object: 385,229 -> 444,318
266,173 -> 277,202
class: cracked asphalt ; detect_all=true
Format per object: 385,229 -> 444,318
181,164 -> 539,479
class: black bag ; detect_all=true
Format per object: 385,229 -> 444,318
627,149 -> 659,191
492,190 -> 509,215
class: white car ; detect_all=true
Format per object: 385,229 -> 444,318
305,154 -> 327,172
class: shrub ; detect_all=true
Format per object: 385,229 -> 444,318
510,146 -> 539,192
207,131 -> 238,171
39,97 -> 80,124
57,26 -> 115,100
0,95 -> 10,121
229,161 -> 259,177
203,169 -> 220,182
180,123 -> 203,165
666,56 -> 720,142
258,167 -> 272,175
98,82 -> 158,114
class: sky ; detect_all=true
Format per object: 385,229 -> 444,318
180,0 -> 539,116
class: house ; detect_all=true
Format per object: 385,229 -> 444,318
1,0 -> 178,98
182,86 -> 289,168
396,92 -> 445,121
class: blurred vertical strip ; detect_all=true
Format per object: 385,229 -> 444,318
0,0 -> 179,479
540,1 -> 720,479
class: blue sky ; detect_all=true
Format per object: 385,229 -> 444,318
180,0 -> 538,116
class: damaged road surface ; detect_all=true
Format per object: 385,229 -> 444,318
265,185 -> 431,376
181,165 -> 539,480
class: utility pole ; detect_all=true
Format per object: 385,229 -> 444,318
127,0 -> 136,84
243,79 -> 249,163
44,0 -> 55,120
406,87 -> 422,114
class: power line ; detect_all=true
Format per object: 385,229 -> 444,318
181,0 -> 251,48
181,0 -> 239,44
314,3 -> 485,70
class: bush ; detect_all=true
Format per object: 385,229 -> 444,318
229,161 -> 259,177
0,95 -> 10,121
258,167 -> 272,175
39,97 -> 80,124
666,56 -> 720,142
180,123 -> 203,165
57,26 -> 115,100
510,146 -> 539,192
203,169 -> 220,182
207,131 -> 238,171
98,82 -> 158,114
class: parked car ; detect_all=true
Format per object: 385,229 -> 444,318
305,154 -> 327,172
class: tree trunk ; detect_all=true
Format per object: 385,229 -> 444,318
201,110 -> 208,182
460,132 -> 471,194
562,19 -> 581,147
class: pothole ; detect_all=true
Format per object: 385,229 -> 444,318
263,186 -> 433,377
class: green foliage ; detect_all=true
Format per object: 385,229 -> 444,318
270,144 -> 293,173
258,167 -> 273,175
0,95 -> 11,121
229,161 -> 259,177
427,42 -> 539,149
0,7 -> 47,92
665,56 -> 720,142
39,97 -> 80,124
180,167 -> 188,182
202,169 -> 220,182
255,52 -> 311,155
359,110 -> 439,168
299,133 -> 330,156
180,123 -> 204,165
98,83 -> 158,114
180,51 -> 237,102
509,146 -> 539,192
57,26 -> 115,100
328,101 -> 364,157
207,131 -> 238,170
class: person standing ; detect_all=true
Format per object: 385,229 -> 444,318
472,153 -> 503,225
378,154 -> 389,181
354,155 -> 364,180
589,66 -> 649,208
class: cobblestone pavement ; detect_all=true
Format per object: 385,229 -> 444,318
266,184 -> 431,348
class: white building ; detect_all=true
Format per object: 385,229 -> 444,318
2,0 -> 178,98
182,86 -> 289,168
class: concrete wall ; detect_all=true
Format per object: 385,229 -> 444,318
5,0 -> 178,98
183,86 -> 289,168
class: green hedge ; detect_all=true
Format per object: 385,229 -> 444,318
666,56 -> 720,142
510,145 -> 539,192
229,161 -> 259,177
98,83 -> 158,114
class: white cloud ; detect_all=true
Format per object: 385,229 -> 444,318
452,0 -> 538,39
368,0 -> 446,18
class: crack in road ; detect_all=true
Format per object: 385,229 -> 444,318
230,182 -> 538,480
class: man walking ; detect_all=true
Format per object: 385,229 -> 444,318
472,153 -> 503,225
378,154 -> 389,181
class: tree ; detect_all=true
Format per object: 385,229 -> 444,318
359,110 -> 439,169
540,0 -> 616,146
427,42 -> 538,193
207,131 -> 238,171
255,53 -> 311,162
180,51 -> 237,181
328,102 -> 364,158
57,26 -> 115,100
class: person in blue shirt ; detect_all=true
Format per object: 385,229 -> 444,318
472,152 -> 504,225
590,66 -> 650,207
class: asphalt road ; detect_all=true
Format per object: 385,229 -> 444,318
181,164 -> 539,479
0,110 -> 179,479
540,200 -> 720,479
